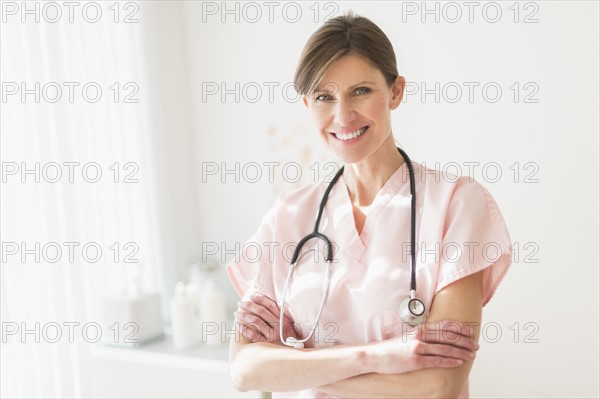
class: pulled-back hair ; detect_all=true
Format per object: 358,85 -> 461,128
293,11 -> 399,96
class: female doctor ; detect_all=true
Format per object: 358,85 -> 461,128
227,12 -> 512,399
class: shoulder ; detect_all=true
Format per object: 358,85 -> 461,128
418,163 -> 508,245
415,161 -> 493,210
413,161 -> 505,236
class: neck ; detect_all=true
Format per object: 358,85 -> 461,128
343,135 -> 405,207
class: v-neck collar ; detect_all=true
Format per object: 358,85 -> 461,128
331,161 -> 411,261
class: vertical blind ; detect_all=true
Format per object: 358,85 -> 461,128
1,4 -> 163,397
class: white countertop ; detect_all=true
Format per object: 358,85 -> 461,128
90,333 -> 230,373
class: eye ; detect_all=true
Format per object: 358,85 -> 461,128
314,93 -> 333,103
354,87 -> 372,96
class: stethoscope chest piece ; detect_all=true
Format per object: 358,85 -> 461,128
399,293 -> 427,326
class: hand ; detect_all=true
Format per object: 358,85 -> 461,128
368,320 -> 480,374
234,293 -> 300,345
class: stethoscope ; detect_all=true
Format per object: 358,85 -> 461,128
279,147 -> 427,349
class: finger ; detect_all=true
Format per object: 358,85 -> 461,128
250,294 -> 280,316
239,300 -> 298,339
256,298 -> 297,336
422,320 -> 479,349
251,293 -> 298,322
282,318 -> 300,338
234,310 -> 266,337
234,310 -> 273,341
417,355 -> 465,369
236,321 -> 267,343
243,295 -> 300,340
234,316 -> 266,342
416,342 -> 476,362
424,320 -> 479,339
281,320 -> 302,340
420,328 -> 479,351
235,309 -> 270,336
249,295 -> 299,338
238,301 -> 278,327
250,293 -> 297,322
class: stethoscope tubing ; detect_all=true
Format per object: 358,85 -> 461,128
279,147 -> 423,347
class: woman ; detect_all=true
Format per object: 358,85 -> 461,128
226,12 -> 512,398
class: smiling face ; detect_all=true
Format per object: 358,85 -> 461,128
303,54 -> 405,165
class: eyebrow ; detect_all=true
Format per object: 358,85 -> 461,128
351,80 -> 376,88
315,80 -> 377,93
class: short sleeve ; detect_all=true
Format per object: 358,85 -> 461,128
226,201 -> 278,301
434,177 -> 513,306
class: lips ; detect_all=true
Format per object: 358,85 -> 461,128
331,126 -> 369,141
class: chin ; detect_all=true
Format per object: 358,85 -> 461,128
327,145 -> 372,165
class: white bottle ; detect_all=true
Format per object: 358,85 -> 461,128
200,279 -> 227,346
185,264 -> 206,337
170,281 -> 199,349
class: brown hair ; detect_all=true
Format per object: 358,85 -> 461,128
293,11 -> 399,96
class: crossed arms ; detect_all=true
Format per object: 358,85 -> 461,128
229,270 -> 483,398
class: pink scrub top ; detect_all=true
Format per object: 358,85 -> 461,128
227,160 -> 513,398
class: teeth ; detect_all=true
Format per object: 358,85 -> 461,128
335,127 -> 367,141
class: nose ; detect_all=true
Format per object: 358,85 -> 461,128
332,97 -> 357,127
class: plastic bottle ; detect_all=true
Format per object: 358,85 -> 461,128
170,281 -> 199,349
200,279 -> 227,346
185,263 -> 206,337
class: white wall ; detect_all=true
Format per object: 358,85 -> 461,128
181,1 -> 599,397
138,1 -> 204,318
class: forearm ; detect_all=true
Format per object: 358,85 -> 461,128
229,334 -> 370,392
318,270 -> 484,398
318,362 -> 473,398
231,271 -> 483,395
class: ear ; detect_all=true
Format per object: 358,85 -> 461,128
302,95 -> 309,109
390,75 -> 406,110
